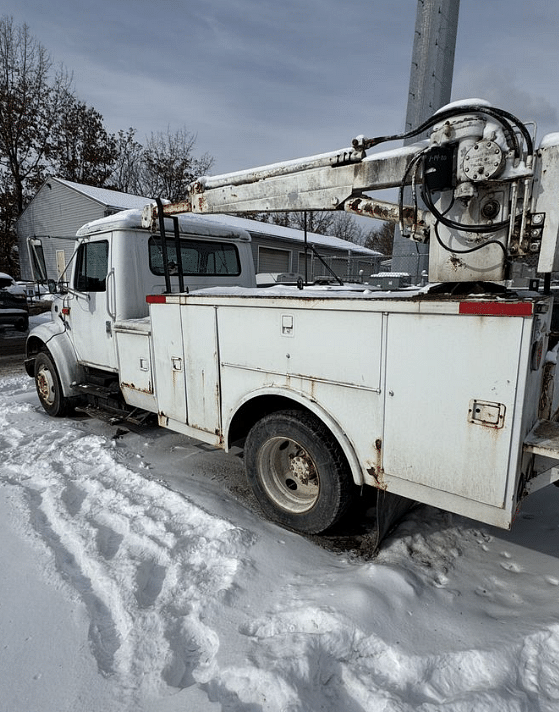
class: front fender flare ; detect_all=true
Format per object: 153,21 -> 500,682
26,321 -> 84,397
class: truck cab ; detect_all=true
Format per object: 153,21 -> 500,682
25,209 -> 255,416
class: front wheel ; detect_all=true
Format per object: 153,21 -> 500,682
15,315 -> 29,332
244,410 -> 354,534
34,350 -> 72,417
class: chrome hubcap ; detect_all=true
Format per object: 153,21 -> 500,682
258,437 -> 319,513
37,366 -> 55,406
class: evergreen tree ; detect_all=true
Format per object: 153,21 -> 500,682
50,97 -> 117,186
365,221 -> 394,256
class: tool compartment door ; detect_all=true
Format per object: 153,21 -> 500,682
181,304 -> 221,434
382,311 -> 528,508
151,303 -> 187,424
149,300 -> 221,434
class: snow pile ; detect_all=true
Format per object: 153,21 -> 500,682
2,373 -> 559,711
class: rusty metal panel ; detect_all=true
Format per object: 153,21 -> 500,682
524,420 -> 559,459
181,305 -> 221,436
114,320 -> 157,411
215,303 -> 383,393
214,300 -> 386,482
534,139 -> 559,272
382,311 -> 528,508
150,303 -> 187,424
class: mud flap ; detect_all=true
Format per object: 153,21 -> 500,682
373,489 -> 416,551
309,488 -> 416,558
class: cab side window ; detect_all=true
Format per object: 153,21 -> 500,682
75,241 -> 109,292
149,236 -> 241,276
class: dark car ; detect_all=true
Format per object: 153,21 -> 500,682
0,283 -> 29,332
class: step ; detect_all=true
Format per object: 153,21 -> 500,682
523,420 -> 559,460
75,382 -> 120,397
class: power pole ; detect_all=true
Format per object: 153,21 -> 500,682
391,0 -> 460,282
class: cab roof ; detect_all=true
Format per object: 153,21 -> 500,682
76,208 -> 251,242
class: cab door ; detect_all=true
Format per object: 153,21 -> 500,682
68,238 -> 118,371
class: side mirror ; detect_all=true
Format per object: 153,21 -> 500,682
47,279 -> 57,294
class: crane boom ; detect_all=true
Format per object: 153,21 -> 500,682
142,143 -> 426,229
142,100 -> 559,284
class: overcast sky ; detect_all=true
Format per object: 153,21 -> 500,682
3,0 -> 559,175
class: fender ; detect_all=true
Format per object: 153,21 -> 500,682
25,318 -> 84,397
224,386 -> 365,486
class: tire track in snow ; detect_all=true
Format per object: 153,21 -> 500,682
0,394 -> 256,703
5,376 -> 559,711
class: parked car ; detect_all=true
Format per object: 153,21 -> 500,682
0,273 -> 29,332
0,272 -> 27,296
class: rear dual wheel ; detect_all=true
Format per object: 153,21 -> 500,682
244,410 -> 354,534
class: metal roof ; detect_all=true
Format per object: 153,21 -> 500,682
54,178 -> 151,211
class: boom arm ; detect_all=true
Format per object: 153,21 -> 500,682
142,100 -> 559,284
143,143 -> 428,231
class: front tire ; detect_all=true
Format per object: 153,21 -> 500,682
244,410 -> 354,534
34,350 -> 72,417
15,315 -> 29,332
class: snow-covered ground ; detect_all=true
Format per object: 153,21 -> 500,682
2,354 -> 559,710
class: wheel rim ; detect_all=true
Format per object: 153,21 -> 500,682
257,436 -> 320,514
37,364 -> 55,406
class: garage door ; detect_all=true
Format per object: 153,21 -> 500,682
258,246 -> 291,273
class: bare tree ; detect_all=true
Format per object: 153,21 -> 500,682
0,16 -> 72,272
0,16 -> 72,211
245,209 -> 373,248
249,210 -> 335,235
139,127 -> 214,202
108,128 -> 144,194
327,212 -> 367,245
291,211 -> 335,235
0,169 -> 17,273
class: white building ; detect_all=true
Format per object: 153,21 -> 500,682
16,178 -> 382,284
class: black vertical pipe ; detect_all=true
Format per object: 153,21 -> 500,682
304,211 -> 308,285
172,216 -> 185,293
156,198 -> 172,294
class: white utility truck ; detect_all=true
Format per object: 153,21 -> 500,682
25,101 -> 559,547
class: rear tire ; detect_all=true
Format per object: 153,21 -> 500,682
244,409 -> 354,534
34,350 -> 72,417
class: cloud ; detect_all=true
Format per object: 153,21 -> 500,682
452,65 -> 558,138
